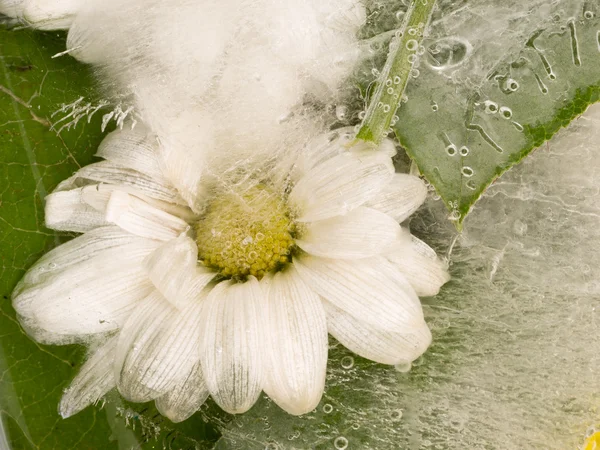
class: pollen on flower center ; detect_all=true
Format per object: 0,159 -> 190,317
195,185 -> 296,279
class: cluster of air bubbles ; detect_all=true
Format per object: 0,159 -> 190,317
448,209 -> 461,221
482,99 -> 513,120
333,436 -> 349,450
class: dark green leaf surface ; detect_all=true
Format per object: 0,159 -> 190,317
394,1 -> 600,226
0,27 -> 224,450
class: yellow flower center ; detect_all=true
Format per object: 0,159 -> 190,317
195,185 -> 296,280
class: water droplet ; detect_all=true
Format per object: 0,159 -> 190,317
371,68 -> 380,77
466,179 -> 476,190
431,102 -> 438,112
334,436 -> 349,450
393,76 -> 401,84
459,146 -> 469,156
445,144 -> 457,156
584,10 -> 595,19
407,54 -> 418,63
351,423 -> 360,430
358,111 -> 366,120
499,106 -> 512,119
408,27 -> 417,36
410,69 -> 420,78
382,104 -> 391,113
406,39 -> 418,51
48,262 -> 57,269
341,356 -> 355,369
395,10 -> 405,20
335,105 -> 348,121
417,45 -> 426,56
387,87 -> 394,94
323,403 -> 334,414
385,78 -> 392,87
264,443 -> 278,450
483,100 -> 498,114
461,166 -> 474,177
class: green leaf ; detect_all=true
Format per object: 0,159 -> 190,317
0,27 -> 225,449
392,1 -> 600,227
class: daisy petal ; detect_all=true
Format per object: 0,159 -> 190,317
386,231 -> 450,296
159,143 -> 206,213
295,206 -> 400,259
289,151 -> 394,222
263,267 -> 328,415
22,0 -> 78,30
105,191 -> 189,240
145,236 -> 215,309
45,189 -> 111,233
74,161 -> 185,205
114,292 -> 173,402
295,128 -> 355,178
96,124 -> 165,181
155,362 -> 209,423
200,279 -> 264,414
117,295 -> 203,402
0,1 -> 22,16
15,226 -> 150,292
324,300 -> 431,365
294,255 -> 423,332
365,174 -> 428,223
13,241 -> 157,343
59,337 -> 118,418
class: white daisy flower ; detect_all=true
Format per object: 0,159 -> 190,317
13,124 -> 449,422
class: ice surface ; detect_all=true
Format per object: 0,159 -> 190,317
213,104 -> 600,450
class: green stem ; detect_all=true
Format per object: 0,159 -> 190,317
355,0 -> 436,145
